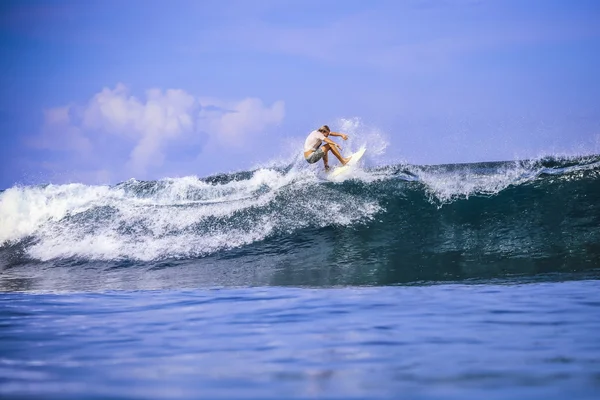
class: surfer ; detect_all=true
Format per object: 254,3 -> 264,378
304,125 -> 351,171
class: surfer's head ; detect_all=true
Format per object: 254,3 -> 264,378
318,125 -> 331,136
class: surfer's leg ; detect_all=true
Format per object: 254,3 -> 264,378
322,150 -> 329,170
322,144 -> 350,165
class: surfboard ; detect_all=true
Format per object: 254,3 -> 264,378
329,147 -> 366,178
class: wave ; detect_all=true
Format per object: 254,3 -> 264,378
0,165 -> 380,261
1,154 -> 599,284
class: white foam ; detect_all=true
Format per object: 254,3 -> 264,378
1,165 -> 382,262
0,183 -> 115,244
337,117 -> 389,161
410,163 -> 532,204
407,155 -> 600,205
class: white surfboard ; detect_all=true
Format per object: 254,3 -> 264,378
329,147 -> 366,178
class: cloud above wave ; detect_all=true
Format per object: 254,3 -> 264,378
32,84 -> 285,182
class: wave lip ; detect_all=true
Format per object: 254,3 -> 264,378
405,155 -> 600,205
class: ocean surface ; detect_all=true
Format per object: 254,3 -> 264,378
1,154 -> 599,399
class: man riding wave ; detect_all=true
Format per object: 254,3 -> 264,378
303,125 -> 351,171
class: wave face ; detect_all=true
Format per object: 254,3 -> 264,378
1,155 -> 599,290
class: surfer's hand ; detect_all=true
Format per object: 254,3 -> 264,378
342,134 -> 348,140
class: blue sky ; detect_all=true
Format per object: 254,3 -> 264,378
1,0 -> 599,188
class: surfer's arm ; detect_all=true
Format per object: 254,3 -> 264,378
323,137 -> 341,148
329,132 -> 348,140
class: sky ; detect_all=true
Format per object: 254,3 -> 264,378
0,0 -> 599,188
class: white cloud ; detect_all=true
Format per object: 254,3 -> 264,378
31,106 -> 92,154
81,84 -> 197,174
199,97 -> 285,147
33,84 -> 285,182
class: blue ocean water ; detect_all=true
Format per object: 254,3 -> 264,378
1,155 -> 599,398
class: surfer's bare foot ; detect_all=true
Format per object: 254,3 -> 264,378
342,156 -> 352,165
324,164 -> 331,172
